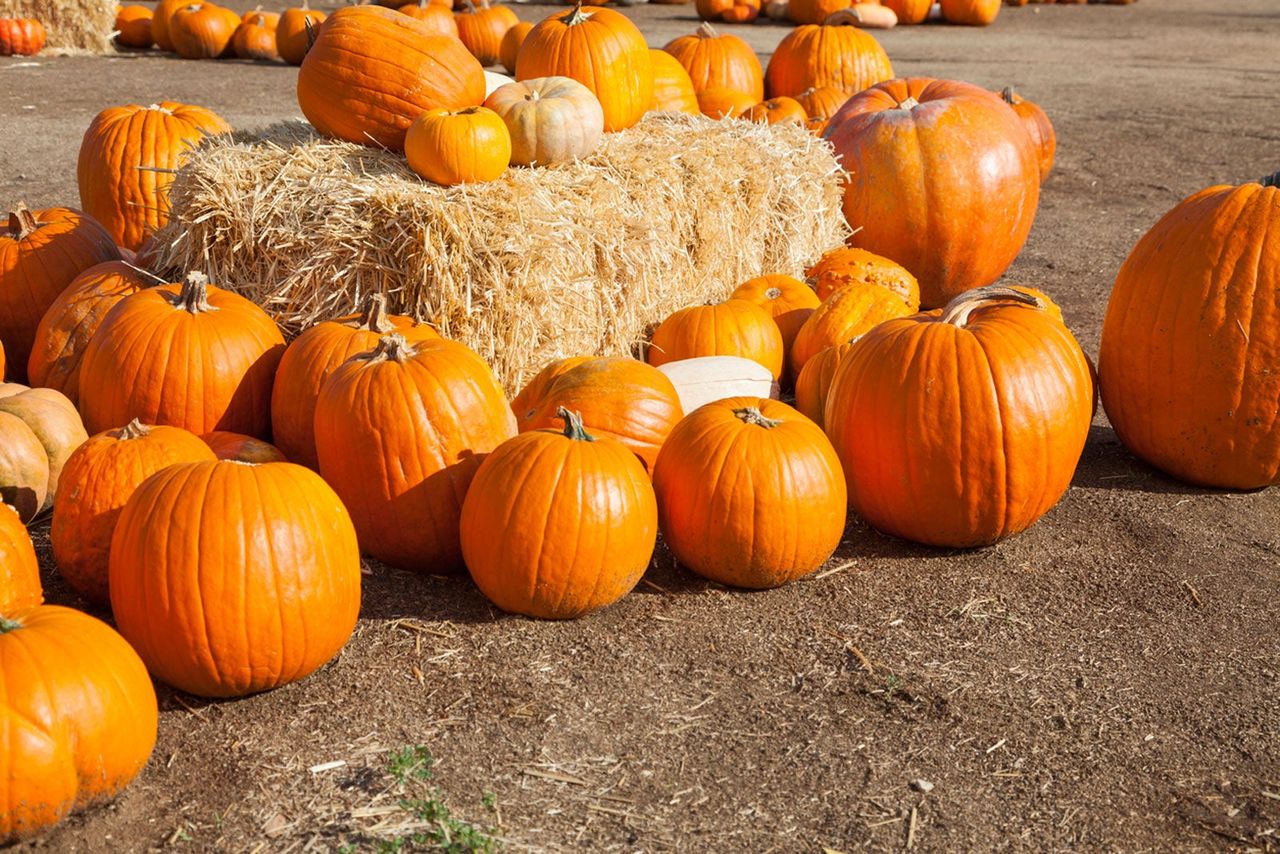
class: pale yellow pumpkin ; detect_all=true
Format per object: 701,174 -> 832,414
483,76 -> 604,168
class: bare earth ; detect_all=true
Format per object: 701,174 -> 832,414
2,1 -> 1279,851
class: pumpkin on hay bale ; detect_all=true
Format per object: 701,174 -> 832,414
152,113 -> 848,393
0,0 -> 115,53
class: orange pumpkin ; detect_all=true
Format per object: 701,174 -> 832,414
794,85 -> 850,135
498,20 -> 532,73
826,78 -> 1040,308
793,336 -> 860,427
151,0 -> 194,51
78,272 -> 285,438
51,420 -> 215,605
745,96 -> 807,125
460,408 -> 657,619
406,107 -> 512,186
455,0 -> 518,67
402,2 -> 461,38
697,87 -> 757,120
276,3 -> 325,66
648,300 -> 785,380
730,274 -> 820,370
231,11 -> 279,60
881,0 -> 932,23
241,8 -> 280,27
654,397 -> 846,588
825,286 -> 1093,547
168,3 -> 240,59
764,16 -> 893,98
790,281 -> 913,375
787,0 -> 849,24
0,17 -> 45,55
0,502 -> 40,613
940,0 -> 1000,24
314,334 -> 516,574
649,49 -> 700,115
114,5 -> 154,48
806,246 -> 921,305
516,4 -> 654,133
695,0 -> 762,23
203,431 -> 287,463
1001,86 -> 1055,181
1098,174 -> 1280,489
664,23 -> 763,101
297,6 -> 486,151
0,606 -> 157,845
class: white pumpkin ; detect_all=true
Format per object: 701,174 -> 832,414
484,76 -> 604,167
656,356 -> 780,415
484,71 -> 515,99
825,4 -> 897,27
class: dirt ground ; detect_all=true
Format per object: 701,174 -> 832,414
3,1 -> 1279,851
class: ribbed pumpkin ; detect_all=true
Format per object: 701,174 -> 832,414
764,17 -> 893,98
484,77 -> 604,168
151,0 -> 193,51
794,85 -> 850,135
232,11 -> 279,60
0,18 -> 45,55
787,0 -> 849,24
649,300 -> 786,380
793,337 -> 860,428
114,5 -> 154,48
512,357 -> 683,473
78,272 -> 285,437
1098,174 -> 1280,490
0,411 -> 47,523
406,106 -> 513,186
0,503 -> 40,613
314,334 -> 516,574
109,461 -> 361,698
498,20 -> 531,73
27,261 -> 153,404
825,286 -> 1093,547
654,397 -> 846,588
297,6 -> 486,151
826,78 -> 1040,308
649,49 -> 700,115
276,3 -> 325,65
52,420 -> 215,605
0,388 -> 88,514
77,102 -> 231,251
242,8 -> 280,26
746,97 -> 808,125
697,87 -> 757,120
401,1 -> 461,37
455,0 -> 518,67
515,4 -> 654,133
806,246 -> 921,305
941,0 -> 1000,24
881,0 -> 932,23
0,606 -> 157,846
202,432 -> 287,463
790,281 -> 913,375
0,206 -> 119,380
271,294 -> 438,470
730,274 -> 820,370
168,3 -> 240,59
696,0 -> 761,23
663,23 -> 763,101
461,408 -> 657,619
1001,87 -> 1055,181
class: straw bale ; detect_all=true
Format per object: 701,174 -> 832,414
155,112 -> 850,392
0,0 -> 116,54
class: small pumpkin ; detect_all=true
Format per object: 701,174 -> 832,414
806,246 -> 921,306
881,0 -> 932,22
697,87 -> 757,120
0,503 -> 40,613
484,77 -> 603,168
832,4 -> 898,27
168,3 -> 240,59
790,281 -> 913,376
152,0 -> 193,51
498,18 -> 531,72
745,96 -> 808,125
649,49 -> 701,115
0,17 -> 45,55
648,300 -> 785,380
455,0 -> 519,67
656,356 -> 780,414
730,274 -> 820,370
764,15 -> 893,98
202,431 -> 287,463
787,0 -> 849,24
793,336 -> 860,427
1001,86 -> 1056,181
276,3 -> 325,66
940,0 -> 1001,24
232,11 -> 279,60
406,106 -> 512,186
794,85 -> 851,135
0,388 -> 88,513
242,8 -> 280,27
114,6 -> 154,48
695,0 -> 762,23
664,22 -> 764,101
401,2 -> 460,37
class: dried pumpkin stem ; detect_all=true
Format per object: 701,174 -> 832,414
7,206 -> 38,241
557,406 -> 595,442
369,333 -> 413,364
734,406 -> 782,429
0,616 -> 22,634
360,293 -> 393,334
117,419 -> 151,440
1262,171 -> 1280,188
1000,86 -> 1016,104
176,272 -> 215,313
897,96 -> 920,111
939,285 -> 1042,328
696,21 -> 720,38
563,2 -> 589,25
765,287 -> 783,300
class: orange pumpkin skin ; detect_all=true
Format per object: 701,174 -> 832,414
1001,87 -> 1055,181
202,431 -> 287,463
516,5 -> 654,133
168,3 -> 241,59
297,6 -> 486,151
52,421 -> 215,605
78,273 -> 285,438
109,461 -> 361,698
793,337 -> 860,428
695,0 -> 762,23
276,5 -> 325,66
730,274 -> 820,369
1099,176 -> 1280,490
794,85 -> 850,128
663,23 -> 763,101
0,207 -> 120,381
242,9 -> 280,27
78,102 -> 231,251
746,97 -> 808,125
509,356 -> 592,418
881,0 -> 932,23
0,388 -> 89,514
0,18 -> 45,55
790,282 -> 913,376
460,410 -> 657,619
114,5 -> 154,48
764,20 -> 893,98
314,334 -> 516,574
649,49 -> 701,115
826,78 -> 1040,308
787,0 -> 850,24
649,300 -> 786,380
697,87 -> 757,120
0,412 -> 48,523
271,295 -> 438,470
27,261 -> 151,405
152,0 -> 193,51
232,12 -> 279,61
499,20 -> 532,74
513,357 -> 684,473
403,2 -> 461,38
825,287 -> 1093,547
0,606 -> 157,845
0,503 -> 40,613
654,397 -> 846,589
406,107 -> 512,186
940,0 -> 1000,24
455,1 -> 519,67
806,246 -> 920,306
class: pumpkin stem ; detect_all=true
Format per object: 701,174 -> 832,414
369,333 -> 414,364
557,406 -> 595,442
0,615 -> 22,633
304,16 -> 318,50
1000,86 -> 1017,104
6,205 -> 38,241
734,406 -> 782,429
939,285 -> 1043,328
1262,171 -> 1280,188
359,293 -> 393,334
175,272 -> 215,313
897,96 -> 920,111
117,418 -> 151,440
764,287 -> 782,300
563,2 -> 589,25
696,21 -> 718,38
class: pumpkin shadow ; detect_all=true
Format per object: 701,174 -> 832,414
357,559 -> 503,625
829,516 -> 960,562
1071,423 -> 1228,496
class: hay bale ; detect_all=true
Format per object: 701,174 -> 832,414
0,0 -> 115,53
155,113 -> 850,392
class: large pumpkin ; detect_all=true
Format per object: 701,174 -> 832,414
109,460 -> 361,698
78,272 -> 285,437
455,0 -> 519,67
0,503 -> 40,613
1001,86 -> 1056,181
764,17 -> 893,98
297,5 -> 486,151
789,281 -> 913,375
52,420 -> 215,605
649,49 -> 700,115
314,334 -> 516,574
460,408 -> 657,619
806,245 -> 920,305
0,206 -> 120,380
484,77 -> 604,168
0,606 -> 157,845
78,101 -> 231,251
825,78 -> 1040,308
515,4 -> 653,133
276,3 -> 325,66
168,3 -> 241,59
1098,174 -> 1280,489
663,23 -> 763,101
654,397 -> 846,588
648,300 -> 786,381
0,388 -> 88,514
825,286 -> 1093,547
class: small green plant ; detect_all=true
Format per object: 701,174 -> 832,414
368,746 -> 499,854
388,746 -> 435,785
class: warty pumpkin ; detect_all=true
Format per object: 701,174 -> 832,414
406,106 -> 513,186
806,245 -> 920,306
114,5 -> 154,48
455,0 -> 519,67
168,3 -> 240,59
0,503 -> 40,614
484,77 -> 604,168
793,336 -> 860,428
232,11 -> 279,60
649,49 -> 701,115
764,16 -> 893,98
696,0 -> 762,23
0,18 -> 45,55
202,431 -> 287,463
730,274 -> 820,373
276,3 -> 325,66
941,0 -> 1001,24
498,20 -> 532,73
648,299 -> 786,380
790,281 -> 913,376
0,388 -> 88,514
1001,86 -> 1056,181
663,22 -> 764,101
460,408 -> 657,619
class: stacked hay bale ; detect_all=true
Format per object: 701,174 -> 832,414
0,0 -> 115,53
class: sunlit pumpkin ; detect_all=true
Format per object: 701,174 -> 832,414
806,246 -> 920,306
168,3 -> 240,59
0,502 -> 40,613
649,49 -> 700,115
454,0 -> 519,67
276,3 -> 325,66
790,281 -> 913,375
405,106 -> 513,186
730,274 -> 820,373
498,19 -> 531,72
648,300 -> 785,380
664,22 -> 763,101
114,5 -> 154,48
764,16 -> 893,98
1001,86 -> 1056,181
484,77 -> 604,168
745,96 -> 808,125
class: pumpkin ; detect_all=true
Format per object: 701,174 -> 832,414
765,0 -> 790,18
202,432 -> 287,463
512,357 -> 683,473
0,606 -> 157,845
793,336 -> 859,428
516,4 -> 654,133
0,17 -> 45,55
0,413 -> 47,522
27,262 -> 152,404
1098,173 -> 1280,490
696,0 -> 762,23
484,77 -> 603,168
790,281 -> 913,375
109,460 -> 360,697
940,0 -> 1000,24
460,408 -> 657,619
648,300 -> 785,380
882,0 -> 932,22
825,286 -> 1093,547
663,23 -> 763,101
79,272 -> 285,437
0,503 -> 40,613
826,78 -> 1040,308
787,0 -> 849,25
314,334 -> 516,574
51,420 -> 215,605
656,356 -> 779,414
730,274 -> 820,369
697,87 -> 757,120
242,8 -> 280,26
794,85 -> 850,135
649,49 -> 700,115
78,101 -> 231,251
168,3 -> 240,59
271,294 -> 439,470
484,70 -> 515,98
455,0 -> 518,67
836,4 -> 898,27
405,106 -> 512,186
114,6 -> 153,48
654,397 -> 846,588
0,388 -> 88,513
0,342 -> 4,382
1001,87 -> 1055,181
0,206 -> 120,380
764,16 -> 893,98
232,11 -> 278,60
297,6 -> 485,151
745,96 -> 808,125
276,3 -> 325,65
498,20 -> 532,73
152,0 -> 194,51
401,1 -> 461,38
806,246 -> 921,306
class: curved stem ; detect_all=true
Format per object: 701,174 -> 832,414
1000,86 -> 1017,105
175,271 -> 214,313
6,206 -> 37,241
697,21 -> 718,38
557,407 -> 595,442
359,293 -> 393,334
939,285 -> 1043,328
369,333 -> 414,364
0,616 -> 22,634
1262,171 -> 1280,188
117,418 -> 151,440
734,406 -> 781,429
563,2 -> 588,25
